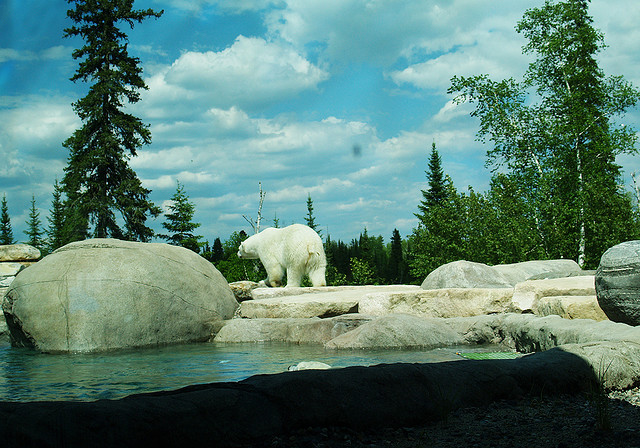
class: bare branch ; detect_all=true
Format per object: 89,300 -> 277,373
242,182 -> 266,234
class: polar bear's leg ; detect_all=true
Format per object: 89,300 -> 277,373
265,264 -> 285,287
285,265 -> 304,287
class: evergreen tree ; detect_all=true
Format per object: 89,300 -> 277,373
449,0 -> 640,268
211,237 -> 224,262
304,194 -> 321,235
387,228 -> 406,284
0,194 -> 14,245
24,195 -> 45,249
62,0 -> 163,242
46,180 -> 66,252
417,142 -> 447,220
410,142 -> 466,279
159,181 -> 203,253
409,175 -> 465,280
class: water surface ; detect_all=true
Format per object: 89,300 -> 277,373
0,341 -> 502,402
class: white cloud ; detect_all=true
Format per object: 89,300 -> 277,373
142,36 -> 329,115
141,171 -> 221,189
0,46 -> 71,63
0,102 -> 78,149
160,0 -> 281,13
265,0 -> 537,66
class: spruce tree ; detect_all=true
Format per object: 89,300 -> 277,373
387,228 -> 405,284
416,142 -> 447,222
24,195 -> 44,249
211,237 -> 224,262
62,0 -> 163,242
304,194 -> 321,235
0,194 -> 14,245
158,181 -> 203,253
47,180 -> 67,252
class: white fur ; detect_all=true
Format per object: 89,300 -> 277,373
237,224 -> 327,287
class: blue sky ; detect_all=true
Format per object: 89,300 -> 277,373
2,0 -> 640,245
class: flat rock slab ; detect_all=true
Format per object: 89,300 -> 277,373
0,244 -> 40,262
0,262 -> 24,278
240,285 -> 419,318
251,285 -> 419,300
511,275 -> 595,313
535,295 -> 607,321
359,288 -> 515,318
216,314 -> 373,344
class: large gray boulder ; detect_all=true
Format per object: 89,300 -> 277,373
595,240 -> 640,326
421,260 -> 512,289
492,259 -> 582,284
421,259 -> 583,290
2,239 -> 238,352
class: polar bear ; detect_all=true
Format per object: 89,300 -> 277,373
237,224 -> 327,287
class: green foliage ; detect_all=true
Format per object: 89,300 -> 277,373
211,237 -> 224,262
349,257 -> 377,285
324,229 -> 408,285
417,142 -> 447,217
448,0 -> 640,268
0,194 -> 14,245
158,181 -> 203,252
325,264 -> 347,286
24,195 -> 44,250
61,0 -> 163,242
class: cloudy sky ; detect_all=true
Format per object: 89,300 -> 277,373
2,0 -> 640,245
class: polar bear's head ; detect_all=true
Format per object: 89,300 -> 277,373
237,237 -> 259,259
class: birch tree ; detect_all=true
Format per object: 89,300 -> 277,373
449,0 -> 639,268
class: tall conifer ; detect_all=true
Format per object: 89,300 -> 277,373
47,180 -> 67,252
0,194 -> 14,245
62,0 -> 163,242
24,195 -> 44,249
158,181 -> 202,253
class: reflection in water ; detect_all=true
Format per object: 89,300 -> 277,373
0,341 -> 494,402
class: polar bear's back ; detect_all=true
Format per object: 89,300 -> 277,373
258,224 -> 324,263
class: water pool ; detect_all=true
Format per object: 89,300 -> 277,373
0,340 -> 505,402
0,342 -> 520,401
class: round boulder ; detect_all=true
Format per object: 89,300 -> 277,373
421,260 -> 513,289
1,239 -> 238,352
595,240 -> 640,326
